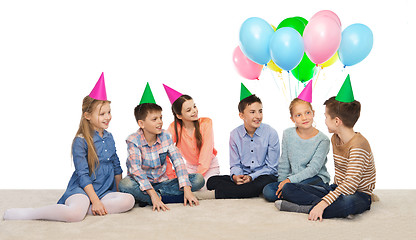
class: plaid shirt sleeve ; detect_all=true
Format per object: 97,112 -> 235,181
165,135 -> 191,189
126,139 -> 153,191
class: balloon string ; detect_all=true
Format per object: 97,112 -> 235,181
281,73 -> 289,102
295,78 -> 299,97
281,72 -> 288,93
313,66 -> 322,90
287,71 -> 292,100
268,67 -> 289,102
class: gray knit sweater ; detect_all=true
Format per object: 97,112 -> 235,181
277,127 -> 331,183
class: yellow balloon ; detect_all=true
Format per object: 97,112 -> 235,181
267,60 -> 282,72
271,24 -> 276,31
320,52 -> 339,68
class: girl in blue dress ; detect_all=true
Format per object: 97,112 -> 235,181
4,94 -> 135,222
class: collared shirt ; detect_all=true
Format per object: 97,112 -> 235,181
58,130 -> 122,204
229,123 -> 280,180
72,130 -> 122,189
126,129 -> 191,191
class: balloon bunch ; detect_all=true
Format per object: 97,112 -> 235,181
232,10 -> 373,84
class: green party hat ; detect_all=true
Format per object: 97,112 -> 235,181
139,82 -> 156,104
240,83 -> 253,101
335,74 -> 355,103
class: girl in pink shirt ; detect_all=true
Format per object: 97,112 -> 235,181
164,91 -> 220,189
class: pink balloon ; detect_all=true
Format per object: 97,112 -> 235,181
303,15 -> 341,64
311,10 -> 341,27
232,46 -> 263,80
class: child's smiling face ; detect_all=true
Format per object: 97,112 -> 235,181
239,102 -> 263,133
139,110 -> 163,136
177,99 -> 199,122
85,102 -> 111,134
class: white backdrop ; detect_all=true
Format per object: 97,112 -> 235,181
0,0 -> 414,189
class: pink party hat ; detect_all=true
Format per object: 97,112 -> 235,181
89,72 -> 107,100
163,84 -> 183,104
297,80 -> 313,103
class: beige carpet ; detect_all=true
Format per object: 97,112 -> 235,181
0,189 -> 415,240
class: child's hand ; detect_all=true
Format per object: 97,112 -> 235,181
83,184 -> 107,216
308,200 -> 328,222
276,178 -> 291,198
242,175 -> 252,184
183,186 -> 199,207
150,195 -> 170,212
232,175 -> 245,185
147,189 -> 170,212
91,200 -> 108,216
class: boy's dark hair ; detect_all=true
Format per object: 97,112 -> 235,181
324,96 -> 361,128
134,103 -> 162,122
238,94 -> 262,113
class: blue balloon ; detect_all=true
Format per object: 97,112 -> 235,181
338,23 -> 373,67
269,27 -> 304,71
239,17 -> 274,65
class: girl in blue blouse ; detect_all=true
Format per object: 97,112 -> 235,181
4,94 -> 135,222
262,98 -> 331,202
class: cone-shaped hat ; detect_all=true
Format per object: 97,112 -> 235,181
240,83 -> 253,101
163,84 -> 183,104
335,74 -> 355,103
140,82 -> 156,104
89,72 -> 107,100
297,80 -> 313,103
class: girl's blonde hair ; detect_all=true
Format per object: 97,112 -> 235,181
73,96 -> 111,176
289,98 -> 313,116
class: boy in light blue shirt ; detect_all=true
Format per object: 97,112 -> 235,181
206,84 -> 279,199
229,123 -> 279,182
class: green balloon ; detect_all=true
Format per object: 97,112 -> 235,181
277,17 -> 306,36
291,53 -> 316,83
293,16 -> 308,27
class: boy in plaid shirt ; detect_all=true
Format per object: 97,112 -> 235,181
119,83 -> 204,211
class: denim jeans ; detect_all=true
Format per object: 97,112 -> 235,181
262,175 -> 327,202
119,173 -> 205,205
282,183 -> 372,218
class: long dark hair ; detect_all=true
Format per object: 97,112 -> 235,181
171,95 -> 202,151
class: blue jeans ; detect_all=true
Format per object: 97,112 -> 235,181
282,183 -> 372,218
119,173 -> 205,205
262,176 -> 327,202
